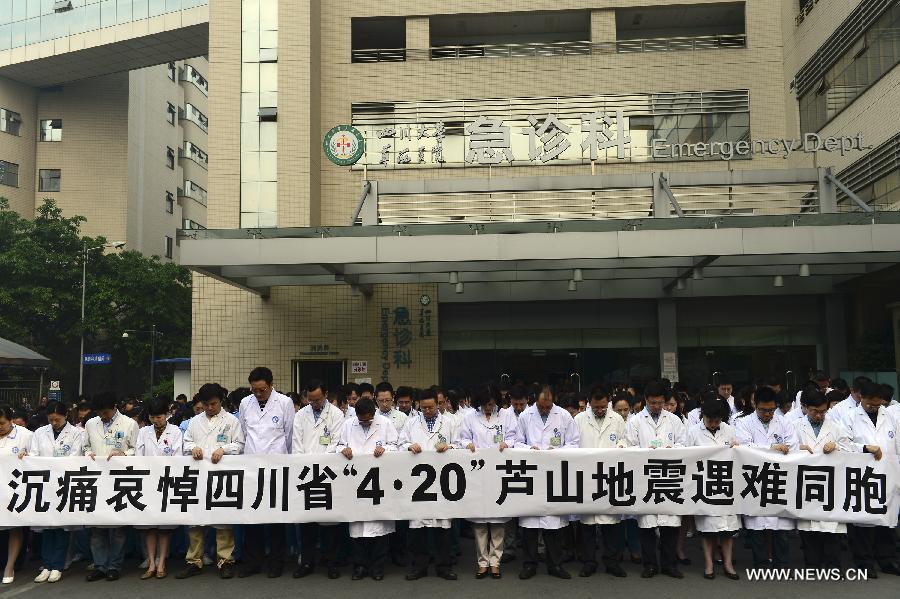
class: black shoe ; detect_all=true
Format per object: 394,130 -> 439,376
880,562 -> 900,575
86,570 -> 106,582
220,563 -> 235,579
266,564 -> 283,579
641,567 -> 658,578
105,570 -> 120,581
475,569 -> 488,579
579,563 -> 597,577
501,553 -> 515,563
176,564 -> 203,579
372,572 -> 384,581
724,571 -> 740,580
518,567 -> 536,580
351,568 -> 367,580
661,567 -> 684,579
237,565 -> 260,578
327,567 -> 340,579
437,570 -> 457,580
548,567 -> 571,580
293,564 -> 314,579
678,557 -> 692,566
704,571 -> 715,580
405,570 -> 426,581
490,570 -> 501,580
605,565 -> 627,578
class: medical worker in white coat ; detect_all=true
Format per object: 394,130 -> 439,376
514,385 -> 580,580
334,397 -> 398,580
454,384 -> 517,579
291,379 -> 345,580
625,381 -> 686,579
686,399 -> 740,580
0,405 -> 31,584
135,397 -> 183,580
19,401 -> 85,584
844,381 -> 900,575
573,384 -> 628,578
792,389 -> 852,569
398,388 -> 459,581
733,386 -> 799,569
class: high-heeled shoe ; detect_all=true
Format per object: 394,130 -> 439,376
491,567 -> 501,579
703,571 -> 715,579
140,569 -> 156,580
475,568 -> 488,579
724,570 -> 740,580
156,568 -> 167,579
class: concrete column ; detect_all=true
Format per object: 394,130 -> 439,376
590,9 -> 616,46
824,295 -> 848,377
406,17 -> 430,59
657,298 -> 679,382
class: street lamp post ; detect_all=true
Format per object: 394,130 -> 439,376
122,325 -> 162,398
79,241 -> 125,397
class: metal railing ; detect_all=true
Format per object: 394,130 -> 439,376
351,34 -> 747,63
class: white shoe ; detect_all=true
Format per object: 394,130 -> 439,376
48,570 -> 61,583
34,569 -> 50,583
2,576 -> 13,584
201,555 -> 214,566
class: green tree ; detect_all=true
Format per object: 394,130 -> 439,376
0,198 -> 191,400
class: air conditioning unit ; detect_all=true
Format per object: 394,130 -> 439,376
53,1 -> 73,13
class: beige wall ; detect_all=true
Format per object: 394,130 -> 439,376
0,76 -> 36,216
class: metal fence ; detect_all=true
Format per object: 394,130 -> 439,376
0,387 -> 40,410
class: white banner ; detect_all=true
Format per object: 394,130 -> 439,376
2,447 -> 898,527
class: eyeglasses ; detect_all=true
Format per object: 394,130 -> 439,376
756,407 -> 776,414
251,386 -> 270,397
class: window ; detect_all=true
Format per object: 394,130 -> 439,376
166,147 -> 175,169
165,191 -> 174,214
40,119 -> 62,142
351,17 -> 407,62
183,104 -> 209,132
0,108 -> 21,136
0,161 -> 19,187
164,236 -> 173,259
39,169 -> 61,192
183,141 -> 208,166
166,103 -> 176,126
167,62 -> 176,81
182,180 -> 208,205
182,64 -> 209,94
616,3 -> 745,41
182,219 -> 206,230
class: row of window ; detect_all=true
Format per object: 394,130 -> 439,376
0,162 -> 59,191
1,112 -> 63,141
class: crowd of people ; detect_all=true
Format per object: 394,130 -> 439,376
0,367 -> 898,586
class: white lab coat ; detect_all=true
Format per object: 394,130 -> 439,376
0,424 -> 32,456
826,395 -> 859,430
793,387 -> 832,411
845,405 -> 900,457
625,408 -> 685,529
136,423 -> 184,457
793,417 -> 853,533
687,422 -> 741,533
292,402 -> 345,455
514,404 -> 580,530
575,410 -> 627,525
183,410 -> 244,456
83,411 -> 138,457
378,408 -> 407,435
734,412 -> 799,531
239,391 -> 295,455
687,399 -> 737,428
454,407 -> 518,524
399,413 -> 457,529
334,414 -> 398,538
28,422 -> 85,457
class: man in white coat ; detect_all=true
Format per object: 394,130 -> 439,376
238,367 -> 295,578
827,375 -> 871,429
734,386 -> 799,569
178,383 -> 244,580
792,389 -> 852,569
83,391 -> 138,582
398,388 -> 458,581
625,381 -> 686,579
573,384 -> 628,578
334,397 -> 399,581
515,385 -> 581,580
291,379 -> 345,580
844,382 -> 900,576
375,381 -> 408,434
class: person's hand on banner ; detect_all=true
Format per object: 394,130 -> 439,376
191,447 -> 204,460
211,448 -> 225,463
800,444 -> 813,453
466,443 -> 476,452
373,446 -> 385,457
822,442 -> 836,454
408,443 -> 422,454
106,450 -> 126,461
770,443 -> 789,454
341,447 -> 353,459
864,444 -> 883,460
498,442 -> 508,452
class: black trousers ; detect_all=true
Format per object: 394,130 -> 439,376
848,525 -> 897,569
640,526 -> 678,570
407,527 -> 452,575
579,522 -> 625,568
389,521 -> 408,562
299,523 -> 340,569
351,536 -> 388,575
799,530 -> 841,569
521,527 -> 563,571
748,529 -> 789,568
243,523 -> 286,570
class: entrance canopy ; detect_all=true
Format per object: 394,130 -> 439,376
179,168 -> 900,302
0,337 -> 51,367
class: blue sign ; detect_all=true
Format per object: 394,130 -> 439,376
83,353 -> 112,365
48,390 -> 62,402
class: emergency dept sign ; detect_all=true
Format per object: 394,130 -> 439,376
323,125 -> 366,166
2,448 -> 898,527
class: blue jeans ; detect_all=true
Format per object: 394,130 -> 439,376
41,529 -> 69,571
90,528 -> 127,573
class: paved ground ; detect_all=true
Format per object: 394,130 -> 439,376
0,532 -> 895,599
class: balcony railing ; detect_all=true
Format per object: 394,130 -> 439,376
351,34 -> 747,63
